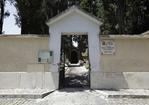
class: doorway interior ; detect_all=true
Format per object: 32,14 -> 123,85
59,34 -> 90,89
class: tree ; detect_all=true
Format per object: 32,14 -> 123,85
13,0 -> 69,34
80,0 -> 97,15
0,0 -> 10,34
13,0 -> 58,34
99,0 -> 149,34
12,0 -> 148,34
125,0 -> 149,34
14,0 -> 46,34
0,0 -> 5,34
116,0 -> 126,34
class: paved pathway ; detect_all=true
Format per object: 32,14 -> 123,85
65,66 -> 88,75
64,66 -> 89,87
1,88 -> 149,105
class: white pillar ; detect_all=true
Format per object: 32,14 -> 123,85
88,32 -> 100,72
49,32 -> 61,72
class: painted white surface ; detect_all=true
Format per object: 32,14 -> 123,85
0,72 -> 58,89
48,9 -> 101,73
91,72 -> 149,89
47,6 -> 102,26
1,72 -> 149,89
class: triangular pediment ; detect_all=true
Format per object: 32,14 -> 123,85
46,6 -> 102,26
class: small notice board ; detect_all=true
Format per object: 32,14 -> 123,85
101,40 -> 116,55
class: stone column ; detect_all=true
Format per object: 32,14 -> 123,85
88,31 -> 101,89
49,32 -> 61,72
88,32 -> 100,72
47,32 -> 61,90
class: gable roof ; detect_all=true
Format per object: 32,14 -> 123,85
46,6 -> 102,26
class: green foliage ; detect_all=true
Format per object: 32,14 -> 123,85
125,0 -> 149,34
12,0 -> 149,34
100,0 -> 149,34
13,0 -> 50,34
61,35 -> 88,62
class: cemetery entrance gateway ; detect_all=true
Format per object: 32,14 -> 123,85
59,34 -> 90,88
47,6 -> 101,90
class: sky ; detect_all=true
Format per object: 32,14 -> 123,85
3,1 -> 21,34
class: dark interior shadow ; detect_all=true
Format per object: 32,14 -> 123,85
59,87 -> 90,92
64,73 -> 89,88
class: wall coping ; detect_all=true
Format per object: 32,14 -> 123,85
0,34 -> 49,39
1,34 -> 149,39
101,35 -> 149,39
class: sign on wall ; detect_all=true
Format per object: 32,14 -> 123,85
101,40 -> 116,55
38,50 -> 53,63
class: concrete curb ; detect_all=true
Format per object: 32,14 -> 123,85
96,90 -> 149,99
0,90 -> 55,99
106,94 -> 149,99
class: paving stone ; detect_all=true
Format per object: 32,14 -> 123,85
0,88 -> 149,105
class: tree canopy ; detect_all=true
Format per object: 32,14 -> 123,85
1,0 -> 149,34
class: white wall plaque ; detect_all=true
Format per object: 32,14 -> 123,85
101,40 -> 116,54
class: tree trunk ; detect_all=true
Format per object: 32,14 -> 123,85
116,0 -> 125,34
0,0 -> 4,34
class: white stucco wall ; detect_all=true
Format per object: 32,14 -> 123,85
48,11 -> 101,73
0,36 -> 59,90
91,36 -> 149,89
0,36 -> 49,72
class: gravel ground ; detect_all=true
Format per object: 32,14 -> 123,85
64,66 -> 89,88
1,88 -> 149,105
